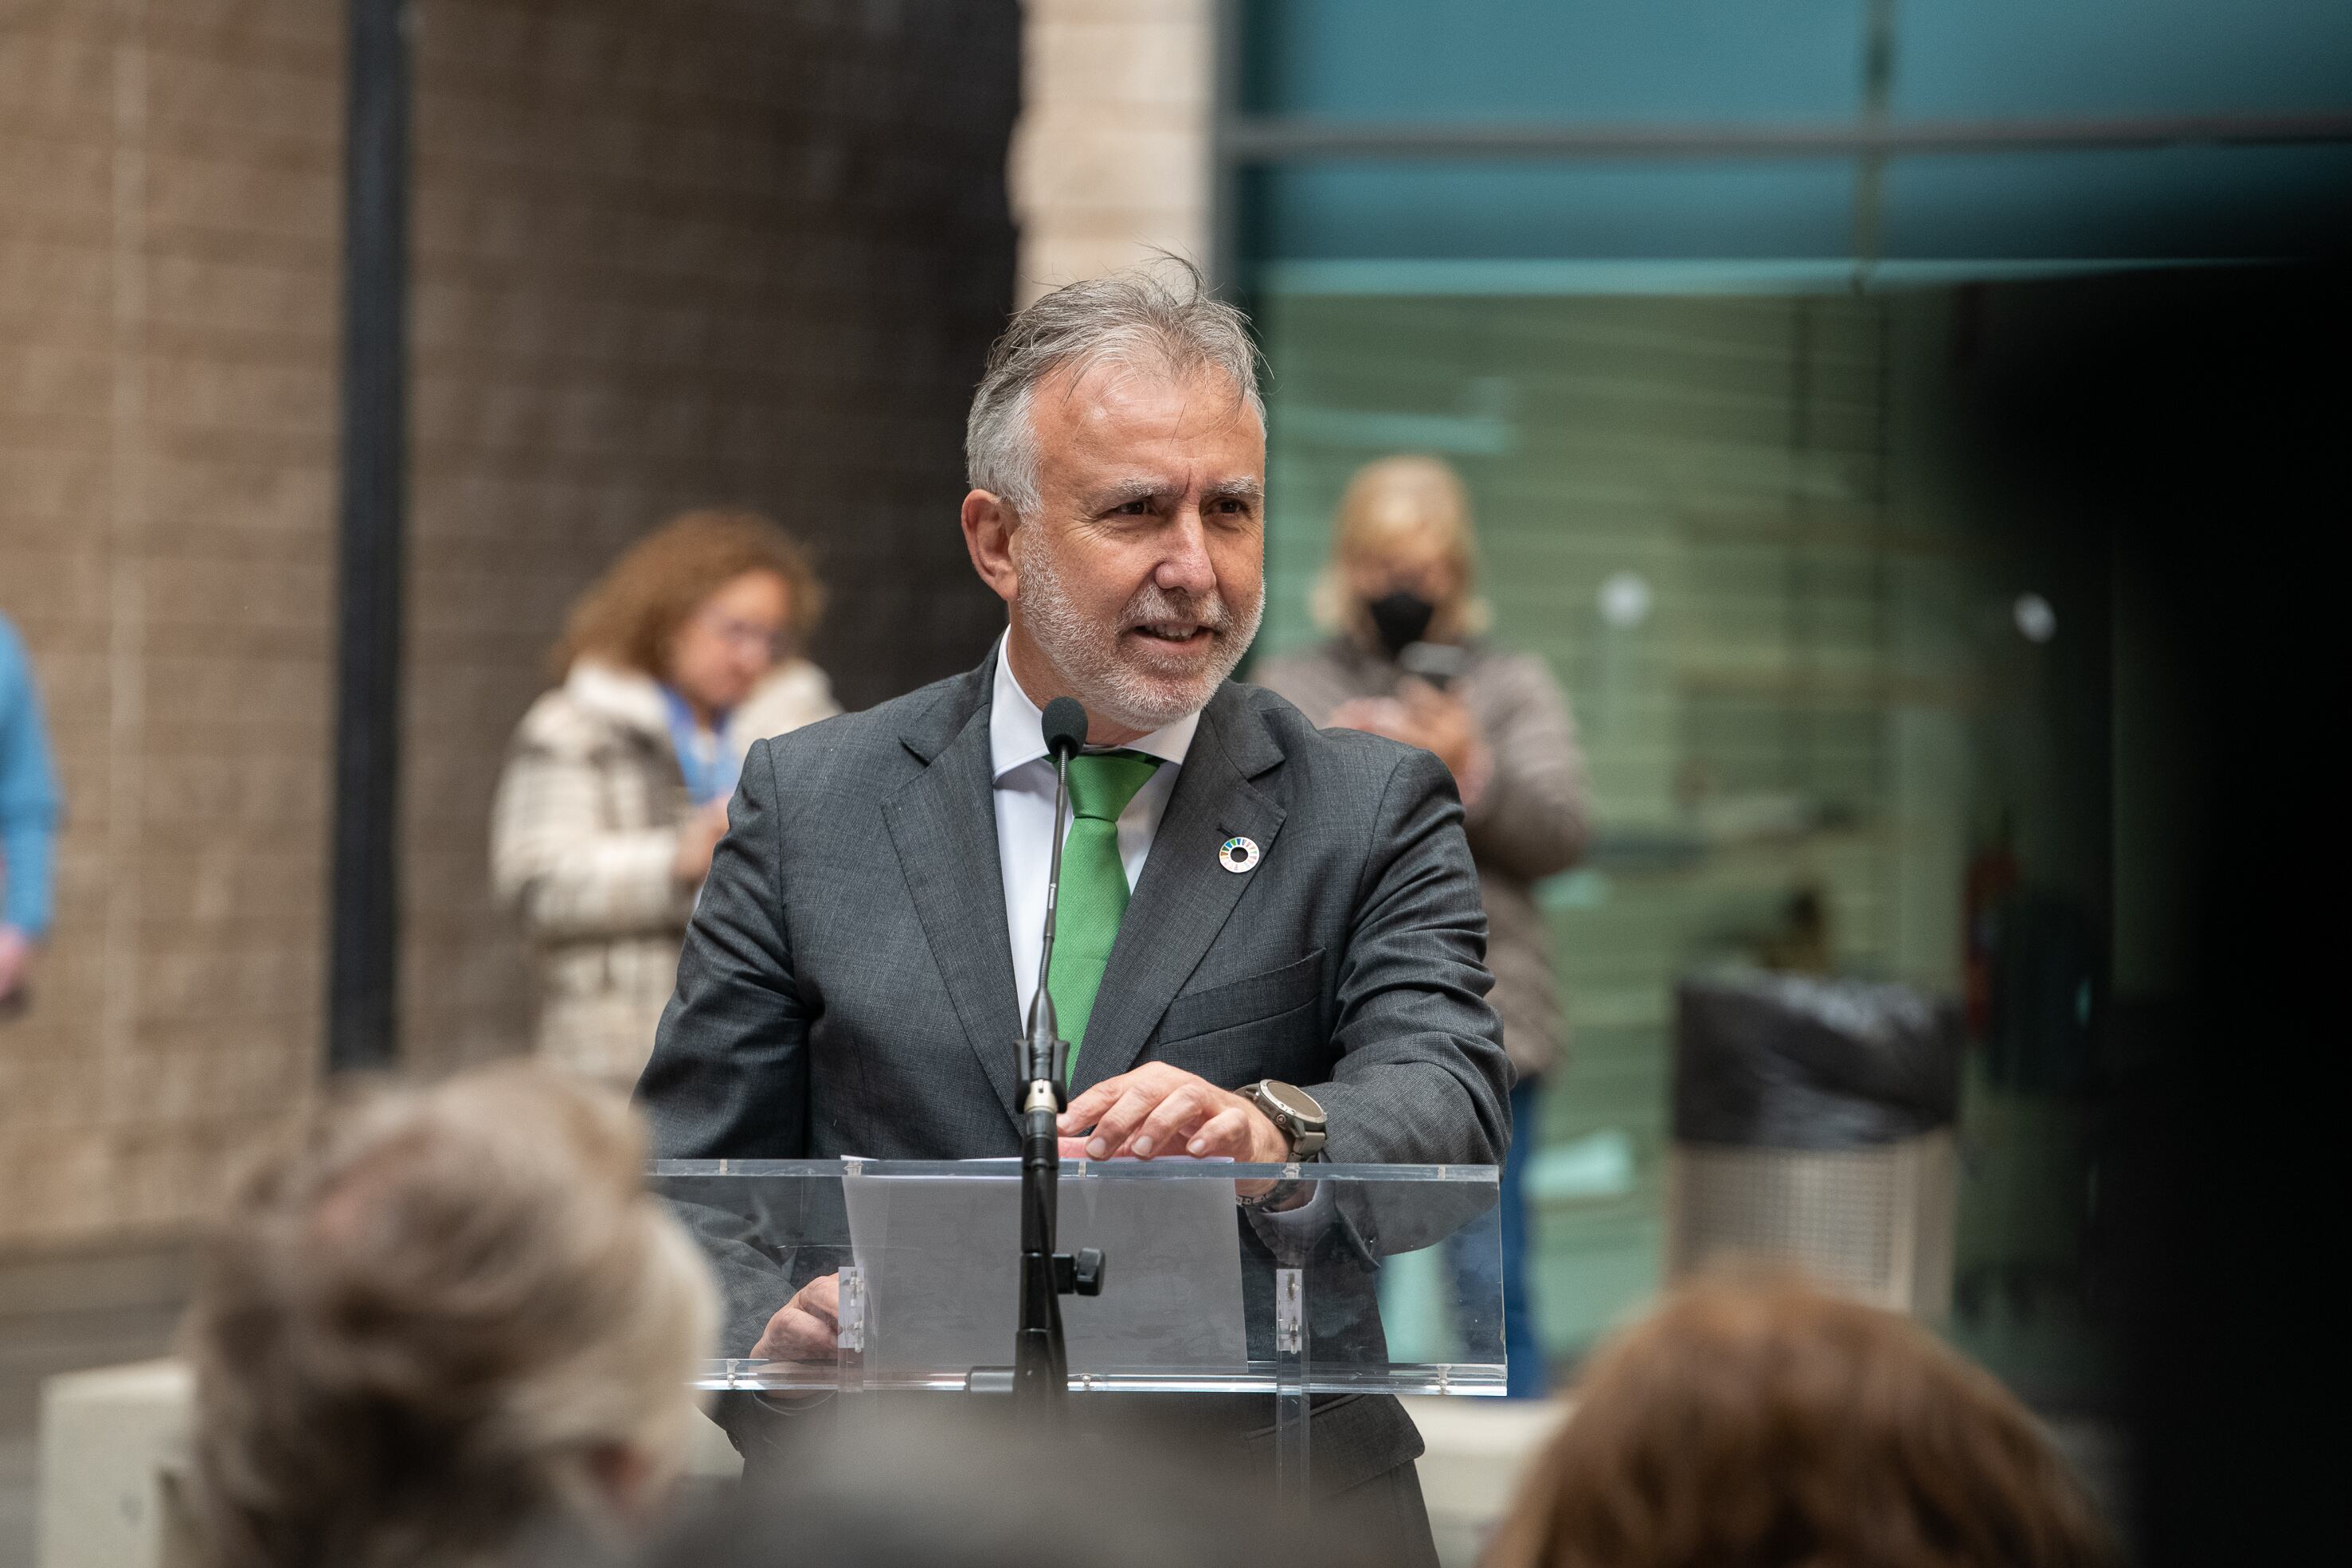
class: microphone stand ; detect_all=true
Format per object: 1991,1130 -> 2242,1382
1012,736 -> 1105,1409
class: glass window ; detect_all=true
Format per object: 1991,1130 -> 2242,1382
1252,283 -> 2134,1401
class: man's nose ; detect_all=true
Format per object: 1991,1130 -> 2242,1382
1153,512 -> 1218,596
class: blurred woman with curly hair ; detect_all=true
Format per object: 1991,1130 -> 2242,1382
491,510 -> 836,1088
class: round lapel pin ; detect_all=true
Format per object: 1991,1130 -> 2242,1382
1218,835 -> 1261,874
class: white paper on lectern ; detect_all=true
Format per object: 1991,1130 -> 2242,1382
843,1163 -> 1248,1377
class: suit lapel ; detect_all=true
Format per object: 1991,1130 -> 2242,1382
1071,686 -> 1287,1094
882,663 -> 1025,1124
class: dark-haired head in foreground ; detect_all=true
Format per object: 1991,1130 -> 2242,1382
1488,1273 -> 2115,1568
629,1405 -> 1374,1568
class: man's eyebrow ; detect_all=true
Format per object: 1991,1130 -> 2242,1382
1090,477 -> 1176,510
1087,475 -> 1265,510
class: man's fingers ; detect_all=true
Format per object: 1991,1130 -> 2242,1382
1128,1085 -> 1219,1158
753,1305 -> 835,1363
1083,1082 -> 1168,1159
796,1274 -> 840,1328
1064,1064 -> 1178,1150
1059,1066 -> 1257,1159
1058,1070 -> 1141,1133
1184,1105 -> 1256,1159
751,1269 -> 855,1362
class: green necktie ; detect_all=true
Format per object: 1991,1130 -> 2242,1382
1048,749 -> 1162,1082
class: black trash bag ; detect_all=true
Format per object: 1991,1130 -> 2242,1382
1673,970 -> 1963,1151
1982,890 -> 2103,1097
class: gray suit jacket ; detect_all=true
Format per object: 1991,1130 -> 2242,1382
639,649 -> 1513,1491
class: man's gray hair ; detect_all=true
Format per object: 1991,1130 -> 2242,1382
966,259 -> 1265,514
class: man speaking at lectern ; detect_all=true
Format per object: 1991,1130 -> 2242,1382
637,264 -> 1510,1556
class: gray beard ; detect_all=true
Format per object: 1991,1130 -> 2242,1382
1011,529 -> 1262,733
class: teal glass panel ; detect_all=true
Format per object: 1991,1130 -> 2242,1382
1249,160 -> 1859,262
1244,0 -> 1865,121
1244,0 -> 2352,124
1877,144 -> 2352,260
1255,283 -> 2131,1402
1892,0 -> 2352,119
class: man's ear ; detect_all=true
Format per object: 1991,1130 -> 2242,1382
961,489 -> 1021,605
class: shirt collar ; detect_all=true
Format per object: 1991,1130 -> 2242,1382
988,632 -> 1200,783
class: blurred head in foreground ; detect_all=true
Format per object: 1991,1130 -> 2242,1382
631,1406 -> 1360,1568
1489,1274 -> 2115,1568
185,1065 -> 719,1568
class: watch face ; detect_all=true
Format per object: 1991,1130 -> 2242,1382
1261,1080 -> 1325,1125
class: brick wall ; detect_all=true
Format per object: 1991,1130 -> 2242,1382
0,0 -> 1019,1245
0,1 -> 344,1248
400,0 -> 1020,1076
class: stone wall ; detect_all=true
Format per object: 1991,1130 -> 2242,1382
1011,0 -> 1211,299
0,0 -> 1019,1247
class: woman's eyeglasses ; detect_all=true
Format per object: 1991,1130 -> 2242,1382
695,610 -> 792,661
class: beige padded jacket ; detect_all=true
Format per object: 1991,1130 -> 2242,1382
489,658 -> 837,1089
1253,638 -> 1591,1079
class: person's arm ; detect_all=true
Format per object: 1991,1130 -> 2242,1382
636,737 -> 813,1375
1258,745 -> 1514,1265
489,729 -> 695,941
636,735 -> 809,1159
0,626 -> 62,952
1317,745 -> 1516,1167
1461,655 -> 1591,884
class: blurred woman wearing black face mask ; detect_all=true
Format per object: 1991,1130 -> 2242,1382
1255,455 -> 1591,1401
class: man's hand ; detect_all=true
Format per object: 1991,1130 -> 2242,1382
1058,1063 -> 1292,1163
750,1272 -> 840,1363
0,926 -> 30,1004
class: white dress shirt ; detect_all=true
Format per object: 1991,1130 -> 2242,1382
991,635 -> 1200,1029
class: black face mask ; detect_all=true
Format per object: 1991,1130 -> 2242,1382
1365,590 -> 1436,659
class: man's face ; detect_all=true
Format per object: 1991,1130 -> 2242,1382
1000,359 -> 1266,734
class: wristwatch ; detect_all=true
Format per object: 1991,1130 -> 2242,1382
1240,1080 -> 1328,1159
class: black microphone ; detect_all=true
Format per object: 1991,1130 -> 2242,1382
1010,695 -> 1098,1409
1023,698 -> 1090,1081
1040,695 -> 1088,762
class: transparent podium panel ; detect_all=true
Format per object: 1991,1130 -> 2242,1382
654,1159 -> 1505,1398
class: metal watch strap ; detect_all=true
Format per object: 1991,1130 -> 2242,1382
1234,1176 -> 1306,1210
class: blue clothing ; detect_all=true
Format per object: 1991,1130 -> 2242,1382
1446,1077 -> 1549,1398
0,616 -> 61,939
659,686 -> 742,808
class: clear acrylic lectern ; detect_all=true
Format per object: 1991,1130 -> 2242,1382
654,1159 -> 1505,1500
